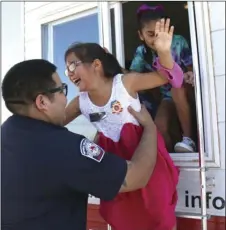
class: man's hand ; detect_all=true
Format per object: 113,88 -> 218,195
128,105 -> 155,128
184,71 -> 195,86
154,18 -> 174,53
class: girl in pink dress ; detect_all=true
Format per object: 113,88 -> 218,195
64,19 -> 180,230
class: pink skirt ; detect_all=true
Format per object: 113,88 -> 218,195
98,123 -> 179,230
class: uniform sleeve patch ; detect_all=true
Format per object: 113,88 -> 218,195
80,138 -> 105,162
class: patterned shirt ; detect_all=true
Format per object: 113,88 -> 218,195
130,34 -> 192,114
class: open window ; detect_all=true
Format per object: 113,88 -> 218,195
40,1 -> 220,167
42,8 -> 99,141
105,1 -> 220,167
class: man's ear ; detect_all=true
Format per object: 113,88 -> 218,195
35,94 -> 50,111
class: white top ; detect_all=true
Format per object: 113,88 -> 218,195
79,74 -> 141,142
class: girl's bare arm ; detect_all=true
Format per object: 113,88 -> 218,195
123,70 -> 168,96
64,96 -> 81,126
123,60 -> 183,96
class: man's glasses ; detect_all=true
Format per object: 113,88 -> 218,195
5,83 -> 68,105
47,83 -> 68,97
65,61 -> 82,77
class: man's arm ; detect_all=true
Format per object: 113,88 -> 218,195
119,106 -> 157,192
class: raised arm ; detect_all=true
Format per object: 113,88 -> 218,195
123,18 -> 183,95
154,18 -> 174,70
64,96 -> 81,126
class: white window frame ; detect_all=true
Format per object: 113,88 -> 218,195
100,1 -> 221,167
112,2 -> 125,68
98,1 -> 125,68
98,2 -> 112,52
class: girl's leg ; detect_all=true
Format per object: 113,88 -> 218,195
154,99 -> 176,152
171,86 -> 196,153
171,86 -> 192,137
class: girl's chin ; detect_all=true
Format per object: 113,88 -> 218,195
149,45 -> 156,50
78,86 -> 86,92
77,84 -> 90,92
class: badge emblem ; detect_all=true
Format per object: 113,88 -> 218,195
111,100 -> 123,114
80,138 -> 105,162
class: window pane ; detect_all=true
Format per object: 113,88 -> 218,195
41,24 -> 49,60
52,13 -> 99,140
53,13 -> 99,101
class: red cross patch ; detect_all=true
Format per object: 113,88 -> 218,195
80,138 -> 105,162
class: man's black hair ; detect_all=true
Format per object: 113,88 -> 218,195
2,59 -> 57,114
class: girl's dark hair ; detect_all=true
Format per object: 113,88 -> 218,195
136,4 -> 167,31
136,5 -> 169,65
64,42 -> 122,78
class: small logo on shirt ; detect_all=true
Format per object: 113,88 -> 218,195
111,100 -> 123,114
80,138 -> 105,162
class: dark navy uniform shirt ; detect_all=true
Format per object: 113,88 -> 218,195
2,115 -> 127,230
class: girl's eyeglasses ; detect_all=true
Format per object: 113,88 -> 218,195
65,61 -> 82,77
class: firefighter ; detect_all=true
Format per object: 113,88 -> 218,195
1,59 -> 157,230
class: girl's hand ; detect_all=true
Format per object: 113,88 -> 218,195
184,71 -> 195,86
154,18 -> 174,54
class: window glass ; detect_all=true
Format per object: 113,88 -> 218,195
53,13 -> 99,101
42,13 -> 99,139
